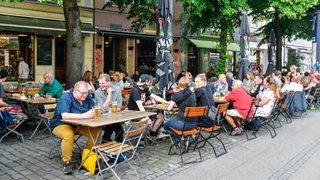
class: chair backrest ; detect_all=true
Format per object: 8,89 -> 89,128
315,88 -> 320,97
126,118 -> 148,139
183,106 -> 208,118
27,87 -> 41,95
44,103 -> 57,119
121,90 -> 131,96
216,103 -> 228,114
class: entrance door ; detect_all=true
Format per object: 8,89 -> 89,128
55,36 -> 66,83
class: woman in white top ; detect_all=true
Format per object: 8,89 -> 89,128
255,76 -> 279,117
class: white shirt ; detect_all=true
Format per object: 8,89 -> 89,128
18,61 -> 30,79
280,82 -> 303,93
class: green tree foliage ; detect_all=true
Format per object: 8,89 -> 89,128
105,0 -> 247,75
103,0 -> 157,32
285,50 -> 302,73
248,0 -> 319,70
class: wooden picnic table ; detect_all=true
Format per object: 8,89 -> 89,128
144,104 -> 178,112
8,96 -> 57,139
61,110 -> 156,128
61,110 -> 156,171
214,97 -> 227,104
8,96 -> 57,104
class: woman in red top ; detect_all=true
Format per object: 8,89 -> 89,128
225,80 -> 255,135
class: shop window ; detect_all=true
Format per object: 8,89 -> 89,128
0,32 -> 34,81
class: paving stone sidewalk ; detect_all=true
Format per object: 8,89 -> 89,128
0,113 -> 297,180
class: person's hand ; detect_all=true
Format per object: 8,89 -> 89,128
259,85 -> 264,91
45,94 -> 52,99
83,109 -> 95,118
107,87 -> 113,94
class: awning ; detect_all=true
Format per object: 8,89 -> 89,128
189,38 -> 240,51
100,29 -> 156,40
0,14 -> 95,35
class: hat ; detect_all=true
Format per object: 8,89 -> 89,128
136,74 -> 150,86
209,77 -> 218,83
0,69 -> 8,79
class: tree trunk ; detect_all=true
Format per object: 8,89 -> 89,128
63,0 -> 82,89
275,10 -> 283,71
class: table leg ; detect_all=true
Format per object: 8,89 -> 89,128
77,127 -> 102,172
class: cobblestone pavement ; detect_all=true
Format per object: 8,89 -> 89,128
0,113 -> 296,180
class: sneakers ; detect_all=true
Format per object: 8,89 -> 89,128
138,140 -> 146,148
309,104 -> 316,110
63,161 -> 74,175
231,127 -> 242,136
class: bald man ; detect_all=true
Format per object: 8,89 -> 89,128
40,72 -> 64,99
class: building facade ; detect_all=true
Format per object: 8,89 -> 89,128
0,0 -> 94,84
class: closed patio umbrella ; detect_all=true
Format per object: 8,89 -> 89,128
155,0 -> 174,92
266,29 -> 276,74
238,11 -> 250,80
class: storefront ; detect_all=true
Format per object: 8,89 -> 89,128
0,2 -> 95,84
100,31 -> 157,76
187,38 -> 240,76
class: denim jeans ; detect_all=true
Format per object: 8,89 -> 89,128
164,117 -> 196,137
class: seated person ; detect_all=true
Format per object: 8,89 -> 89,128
225,80 -> 254,136
49,81 -> 100,175
255,77 -> 279,117
112,71 -> 125,90
280,76 -> 302,93
194,73 -> 216,127
40,72 -> 64,99
95,73 -> 123,143
0,69 -> 11,107
127,74 -> 168,146
250,74 -> 264,98
164,76 -> 196,136
214,74 -> 228,96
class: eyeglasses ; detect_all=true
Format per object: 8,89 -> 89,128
76,89 -> 88,96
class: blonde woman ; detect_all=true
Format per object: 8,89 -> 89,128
112,71 -> 124,90
287,65 -> 301,82
256,77 -> 279,117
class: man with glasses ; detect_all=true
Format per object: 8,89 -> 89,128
95,73 -> 123,143
40,72 -> 64,99
49,81 -> 100,175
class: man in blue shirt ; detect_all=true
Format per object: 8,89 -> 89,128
50,81 -> 99,175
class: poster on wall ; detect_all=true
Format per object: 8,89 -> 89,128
37,38 -> 52,65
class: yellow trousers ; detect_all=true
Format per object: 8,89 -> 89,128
52,124 -> 100,162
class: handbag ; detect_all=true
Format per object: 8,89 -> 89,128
201,88 -> 216,122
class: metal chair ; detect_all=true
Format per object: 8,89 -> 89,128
168,106 -> 208,166
94,118 -> 148,180
196,103 -> 228,157
255,98 -> 279,138
29,103 -> 56,139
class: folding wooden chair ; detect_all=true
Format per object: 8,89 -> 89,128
196,103 -> 228,157
47,105 -> 82,159
238,98 -> 258,141
255,98 -> 279,138
29,103 -> 56,139
273,91 -> 296,124
168,106 -> 208,166
94,118 -> 148,180
26,87 -> 41,95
